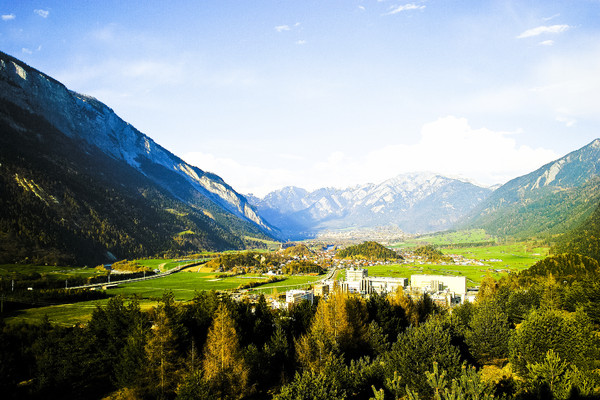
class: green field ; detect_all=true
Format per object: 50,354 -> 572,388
392,229 -> 495,248
2,238 -> 549,326
5,298 -> 160,327
0,264 -> 106,280
446,243 -> 549,270
106,272 -> 262,300
250,275 -> 322,295
349,241 -> 549,287
3,271 -> 322,326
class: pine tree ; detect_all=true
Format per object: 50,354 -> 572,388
465,299 -> 511,364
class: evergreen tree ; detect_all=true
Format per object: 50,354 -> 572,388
385,316 -> 463,398
465,299 -> 512,364
510,307 -> 599,376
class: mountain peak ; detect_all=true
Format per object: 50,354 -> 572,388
250,173 -> 492,238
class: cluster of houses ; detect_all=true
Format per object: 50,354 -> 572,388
283,267 -> 476,308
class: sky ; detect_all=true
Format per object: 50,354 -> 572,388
2,1 -> 600,197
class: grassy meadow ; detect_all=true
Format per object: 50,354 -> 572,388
3,270 -> 322,326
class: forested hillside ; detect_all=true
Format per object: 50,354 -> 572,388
336,241 -> 401,260
461,139 -> 600,239
553,200 -> 600,263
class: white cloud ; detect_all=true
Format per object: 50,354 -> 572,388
543,14 -> 560,22
34,9 -> 49,18
275,25 -> 290,32
2,14 -> 15,21
358,5 -> 366,11
539,40 -> 554,46
296,40 -> 307,45
385,3 -> 426,15
358,117 -> 557,187
517,24 -> 570,39
556,115 -> 576,128
184,116 -> 558,196
22,48 -> 33,55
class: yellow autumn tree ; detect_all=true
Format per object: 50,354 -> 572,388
202,304 -> 249,399
145,305 -> 178,399
296,290 -> 368,372
390,287 -> 419,326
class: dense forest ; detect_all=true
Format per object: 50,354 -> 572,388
413,245 -> 454,263
337,241 -> 402,261
3,252 -> 600,400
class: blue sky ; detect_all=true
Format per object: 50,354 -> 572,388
2,1 -> 600,196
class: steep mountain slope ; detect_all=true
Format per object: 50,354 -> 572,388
0,52 -> 274,265
249,173 -> 492,239
553,199 -> 600,262
460,139 -> 600,238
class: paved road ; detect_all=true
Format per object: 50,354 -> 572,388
66,261 -> 204,290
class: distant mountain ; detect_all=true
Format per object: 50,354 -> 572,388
248,173 -> 492,239
0,51 -> 274,266
460,138 -> 600,239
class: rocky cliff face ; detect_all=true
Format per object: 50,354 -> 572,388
250,172 -> 492,238
0,52 -> 271,233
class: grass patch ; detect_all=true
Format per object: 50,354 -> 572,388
0,264 -> 106,280
4,298 -> 159,327
392,229 -> 495,248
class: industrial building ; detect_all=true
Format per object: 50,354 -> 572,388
342,267 -> 407,295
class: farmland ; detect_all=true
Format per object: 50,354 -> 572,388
3,269 -> 322,326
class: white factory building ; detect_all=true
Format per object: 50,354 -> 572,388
342,267 -> 407,295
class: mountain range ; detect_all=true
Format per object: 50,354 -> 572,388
1,50 -> 600,266
247,173 -> 493,239
0,51 -> 274,265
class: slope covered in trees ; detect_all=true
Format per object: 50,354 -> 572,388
336,241 -> 401,261
520,253 -> 600,281
553,199 -> 600,263
413,244 -> 454,263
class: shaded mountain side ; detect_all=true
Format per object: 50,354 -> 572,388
0,52 -> 276,266
553,199 -> 600,263
0,102 -> 253,266
0,51 -> 274,230
459,138 -> 600,239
